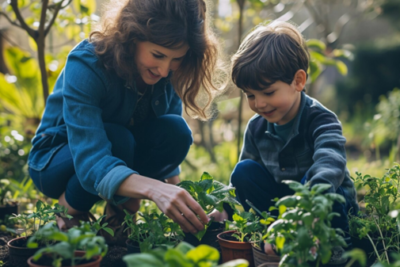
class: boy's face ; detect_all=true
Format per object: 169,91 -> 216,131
243,72 -> 305,125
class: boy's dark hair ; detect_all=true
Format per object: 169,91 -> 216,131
231,21 -> 310,90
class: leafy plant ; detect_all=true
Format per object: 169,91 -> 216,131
349,164 -> 400,263
177,172 -> 240,240
27,222 -> 107,267
10,199 -> 71,237
123,241 -> 249,267
266,181 -> 347,267
79,214 -> 114,237
224,207 -> 273,243
124,210 -> 184,253
245,200 -> 275,248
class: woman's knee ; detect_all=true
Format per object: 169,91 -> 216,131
158,115 -> 193,149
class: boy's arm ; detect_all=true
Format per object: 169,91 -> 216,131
239,121 -> 261,162
306,112 -> 347,193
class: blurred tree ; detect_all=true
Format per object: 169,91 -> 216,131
0,0 -> 97,106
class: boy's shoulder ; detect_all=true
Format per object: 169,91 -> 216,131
302,94 -> 340,125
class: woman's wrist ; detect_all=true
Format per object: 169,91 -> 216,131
116,173 -> 163,200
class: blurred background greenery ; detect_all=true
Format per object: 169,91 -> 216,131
0,0 -> 400,204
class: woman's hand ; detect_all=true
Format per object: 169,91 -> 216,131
116,173 -> 209,234
208,209 -> 228,222
150,183 -> 209,234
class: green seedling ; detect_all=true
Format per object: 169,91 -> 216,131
225,210 -> 262,243
28,222 -> 107,267
177,172 -> 240,240
10,200 -> 71,237
124,210 -> 184,253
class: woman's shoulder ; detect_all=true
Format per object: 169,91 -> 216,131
66,39 -> 100,65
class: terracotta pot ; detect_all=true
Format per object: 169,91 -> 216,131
252,245 -> 280,267
27,250 -> 102,267
217,230 -> 254,267
7,236 -> 40,264
0,203 -> 18,219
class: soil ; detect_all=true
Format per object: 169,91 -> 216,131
100,245 -> 127,267
218,231 -> 239,242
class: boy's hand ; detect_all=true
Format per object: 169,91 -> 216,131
208,209 -> 228,222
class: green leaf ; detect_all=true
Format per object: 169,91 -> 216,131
218,259 -> 249,267
342,248 -> 366,266
186,244 -> 219,263
123,253 -> 164,267
164,249 -> 192,267
335,60 -> 348,75
307,39 -> 326,52
275,236 -> 285,250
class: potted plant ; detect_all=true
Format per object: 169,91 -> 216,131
177,172 -> 240,249
7,200 -> 71,264
265,181 -> 347,267
0,178 -> 18,219
123,241 -> 249,267
243,201 -> 277,267
26,222 -> 107,267
124,209 -> 184,253
217,209 -> 265,267
349,165 -> 400,264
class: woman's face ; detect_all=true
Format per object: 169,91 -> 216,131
134,41 -> 189,85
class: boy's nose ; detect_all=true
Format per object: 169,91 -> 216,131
255,97 -> 267,109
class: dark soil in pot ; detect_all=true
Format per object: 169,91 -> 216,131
100,245 -> 127,267
7,236 -> 41,267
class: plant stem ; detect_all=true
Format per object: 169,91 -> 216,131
366,233 -> 382,262
373,217 -> 390,263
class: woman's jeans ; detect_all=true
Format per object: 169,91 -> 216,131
29,115 -> 193,212
231,159 -> 357,241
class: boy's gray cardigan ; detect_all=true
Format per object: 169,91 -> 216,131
240,92 -> 358,209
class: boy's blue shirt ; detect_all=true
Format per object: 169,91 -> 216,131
27,40 -> 183,204
240,92 -> 357,205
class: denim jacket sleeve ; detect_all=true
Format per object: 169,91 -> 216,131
63,48 -> 136,203
306,111 -> 347,193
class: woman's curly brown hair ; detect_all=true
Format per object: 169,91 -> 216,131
90,0 -> 226,120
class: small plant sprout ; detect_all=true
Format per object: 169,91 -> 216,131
226,211 -> 260,243
10,200 -> 71,237
124,209 -> 184,253
177,172 -> 240,240
28,222 -> 107,267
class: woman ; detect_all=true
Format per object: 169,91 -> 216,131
27,0 -> 225,241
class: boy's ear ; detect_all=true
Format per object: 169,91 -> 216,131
293,70 -> 307,92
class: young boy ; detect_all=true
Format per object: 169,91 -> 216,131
225,20 -> 358,264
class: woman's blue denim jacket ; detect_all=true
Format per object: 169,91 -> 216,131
28,40 -> 183,204
240,92 -> 358,211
